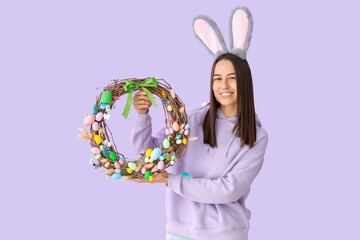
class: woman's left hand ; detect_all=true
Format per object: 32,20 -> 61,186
128,171 -> 169,184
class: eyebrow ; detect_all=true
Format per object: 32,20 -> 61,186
213,73 -> 236,77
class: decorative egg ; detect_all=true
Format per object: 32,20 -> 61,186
162,91 -> 167,98
169,128 -> 174,134
119,159 -> 124,165
113,96 -> 120,100
98,128 -> 103,134
106,104 -> 111,109
91,147 -> 101,155
179,107 -> 185,113
107,169 -> 115,175
172,122 -> 179,131
170,89 -> 176,98
128,162 -> 137,171
96,112 -> 104,121
163,139 -> 170,148
120,156 -> 125,161
180,129 -> 184,134
100,103 -> 107,109
167,105 -> 172,111
107,142 -> 112,147
149,159 -> 153,163
180,123 -> 185,129
141,167 -> 146,174
95,154 -> 101,159
181,172 -> 193,178
171,155 -> 176,160
144,157 -> 149,163
89,157 -> 94,165
158,161 -> 165,170
94,135 -> 102,144
149,176 -> 154,182
159,156 -> 164,160
145,149 -> 152,158
168,119 -> 174,123
115,169 -> 121,173
170,160 -> 175,165
176,140 -> 182,144
185,124 -> 190,130
93,105 -> 99,115
165,129 -> 169,135
109,152 -> 117,161
184,129 -> 189,135
83,114 -> 96,126
183,138 -> 187,144
150,148 -> 162,160
114,162 -> 121,169
175,134 -> 181,140
104,162 -> 110,168
127,168 -> 133,174
166,155 -> 171,160
162,153 -> 169,158
103,140 -> 109,146
103,147 -> 109,157
144,171 -> 151,180
104,113 -> 111,120
112,173 -> 121,180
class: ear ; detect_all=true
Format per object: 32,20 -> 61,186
229,6 -> 254,53
193,15 -> 228,56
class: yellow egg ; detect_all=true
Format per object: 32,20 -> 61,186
94,135 -> 102,144
167,105 -> 172,111
183,138 -> 187,144
98,128 -> 103,134
149,176 -> 154,182
149,159 -> 153,163
145,149 -> 152,158
166,155 -> 171,160
127,168 -> 133,174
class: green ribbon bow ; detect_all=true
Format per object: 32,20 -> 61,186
122,77 -> 158,119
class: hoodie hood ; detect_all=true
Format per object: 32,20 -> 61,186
207,107 -> 262,157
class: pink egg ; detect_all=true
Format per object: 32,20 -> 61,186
169,128 -> 174,134
165,129 -> 169,135
96,112 -> 104,121
91,147 -> 101,155
158,161 -> 165,170
184,129 -> 189,135
106,104 -> 111,109
172,122 -> 179,131
92,121 -> 99,131
119,159 -> 124,165
141,167 -> 146,174
83,114 -> 95,126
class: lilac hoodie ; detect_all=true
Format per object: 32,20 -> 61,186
131,103 -> 268,240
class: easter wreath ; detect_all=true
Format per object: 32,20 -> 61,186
78,77 -> 195,182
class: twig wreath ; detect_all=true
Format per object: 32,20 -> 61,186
78,77 -> 197,182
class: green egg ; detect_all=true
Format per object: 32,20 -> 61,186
95,154 -> 102,159
128,162 -> 137,171
109,152 -> 117,161
144,171 -> 151,180
163,138 -> 170,148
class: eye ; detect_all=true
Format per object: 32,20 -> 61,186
229,76 -> 236,80
214,77 -> 221,81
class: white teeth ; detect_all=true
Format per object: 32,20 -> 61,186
221,93 -> 232,96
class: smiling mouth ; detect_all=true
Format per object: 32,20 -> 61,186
220,92 -> 233,96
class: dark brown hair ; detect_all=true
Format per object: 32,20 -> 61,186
202,53 -> 257,148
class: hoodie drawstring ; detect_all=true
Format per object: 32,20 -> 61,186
207,131 -> 236,158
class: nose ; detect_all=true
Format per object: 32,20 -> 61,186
221,79 -> 230,89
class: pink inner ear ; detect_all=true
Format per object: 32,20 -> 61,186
194,19 -> 224,54
232,10 -> 249,50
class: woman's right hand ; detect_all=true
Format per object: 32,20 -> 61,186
133,90 -> 152,114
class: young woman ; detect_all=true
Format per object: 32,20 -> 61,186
130,53 -> 268,240
130,6 -> 268,240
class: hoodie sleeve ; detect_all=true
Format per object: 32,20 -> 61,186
166,132 -> 269,204
130,111 -> 167,155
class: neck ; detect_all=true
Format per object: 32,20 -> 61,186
219,105 -> 237,118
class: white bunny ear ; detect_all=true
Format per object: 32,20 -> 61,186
193,15 -> 228,57
229,6 -> 254,54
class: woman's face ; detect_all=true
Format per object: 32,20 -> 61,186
212,59 -> 238,110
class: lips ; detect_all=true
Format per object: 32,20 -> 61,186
220,92 -> 233,96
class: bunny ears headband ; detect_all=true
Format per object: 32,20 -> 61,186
193,6 -> 254,60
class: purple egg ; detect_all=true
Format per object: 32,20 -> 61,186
184,129 -> 189,135
158,160 -> 165,170
169,128 -> 174,134
92,121 -> 99,131
141,167 -> 146,174
96,112 -> 104,121
165,129 -> 169,135
115,169 -> 121,173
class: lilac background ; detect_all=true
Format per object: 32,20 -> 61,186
1,0 -> 359,239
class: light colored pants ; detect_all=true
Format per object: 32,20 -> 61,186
166,231 -> 194,240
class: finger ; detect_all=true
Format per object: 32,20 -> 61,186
133,95 -> 151,103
